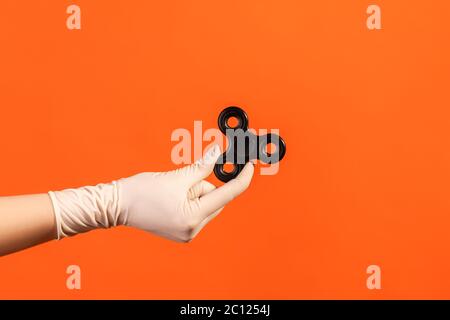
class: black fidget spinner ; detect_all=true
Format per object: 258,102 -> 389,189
213,106 -> 286,182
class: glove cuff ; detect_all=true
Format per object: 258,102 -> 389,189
48,181 -> 123,239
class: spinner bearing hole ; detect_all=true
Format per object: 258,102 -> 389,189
227,116 -> 240,128
264,143 -> 277,155
222,162 -> 235,173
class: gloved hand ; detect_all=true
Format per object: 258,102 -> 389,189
48,144 -> 254,242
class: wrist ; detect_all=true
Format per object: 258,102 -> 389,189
49,181 -> 124,239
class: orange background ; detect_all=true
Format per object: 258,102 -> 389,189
1,0 -> 450,299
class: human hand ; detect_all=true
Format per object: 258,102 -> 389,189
49,145 -> 254,242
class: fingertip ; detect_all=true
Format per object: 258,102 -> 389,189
231,162 -> 254,191
240,162 -> 255,180
203,143 -> 221,165
188,144 -> 222,183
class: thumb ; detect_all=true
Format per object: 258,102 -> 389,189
182,144 -> 222,183
195,161 -> 254,220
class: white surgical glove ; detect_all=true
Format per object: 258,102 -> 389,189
48,145 -> 254,242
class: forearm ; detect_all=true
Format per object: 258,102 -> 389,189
0,194 -> 57,256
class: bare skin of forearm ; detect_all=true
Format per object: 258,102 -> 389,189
0,194 -> 57,257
